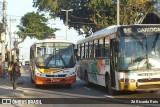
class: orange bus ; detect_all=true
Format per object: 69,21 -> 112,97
30,38 -> 76,87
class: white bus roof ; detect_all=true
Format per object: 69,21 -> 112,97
77,25 -> 120,44
77,24 -> 160,44
30,37 -> 74,48
34,38 -> 74,44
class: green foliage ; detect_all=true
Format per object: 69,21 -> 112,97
87,0 -> 116,29
0,23 -> 3,34
33,0 -> 157,37
17,12 -> 58,40
33,0 -> 116,37
0,23 -> 3,41
120,0 -> 157,25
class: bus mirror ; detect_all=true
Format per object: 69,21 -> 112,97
77,56 -> 80,61
74,49 -> 79,61
115,42 -> 119,52
115,41 -> 119,47
74,49 -> 78,53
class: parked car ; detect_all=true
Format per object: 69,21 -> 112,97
25,61 -> 30,66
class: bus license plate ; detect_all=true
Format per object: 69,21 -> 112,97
51,79 -> 59,82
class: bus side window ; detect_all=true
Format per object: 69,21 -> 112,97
89,41 -> 94,58
104,37 -> 110,58
94,39 -> 99,58
81,44 -> 84,59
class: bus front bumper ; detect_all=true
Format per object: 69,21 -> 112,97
35,75 -> 76,85
119,81 -> 160,91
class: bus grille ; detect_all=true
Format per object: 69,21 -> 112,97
137,85 -> 160,89
137,78 -> 160,82
46,74 -> 67,78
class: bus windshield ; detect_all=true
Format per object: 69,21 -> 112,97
118,33 -> 160,70
35,42 -> 75,68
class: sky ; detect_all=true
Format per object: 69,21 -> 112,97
4,0 -> 84,61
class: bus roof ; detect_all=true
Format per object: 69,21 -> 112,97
77,24 -> 160,44
31,37 -> 74,47
77,25 -> 120,44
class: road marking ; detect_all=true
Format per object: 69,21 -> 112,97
104,95 -> 114,98
84,87 -> 90,90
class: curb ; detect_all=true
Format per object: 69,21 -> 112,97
0,85 -> 24,98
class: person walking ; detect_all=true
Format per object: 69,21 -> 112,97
8,61 -> 14,81
12,62 -> 21,89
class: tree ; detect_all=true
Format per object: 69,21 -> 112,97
17,11 -> 58,43
14,11 -> 59,53
120,0 -> 157,25
0,23 -> 3,41
33,0 -> 116,37
33,0 -> 157,37
87,0 -> 116,29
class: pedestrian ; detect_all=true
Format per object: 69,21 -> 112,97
12,62 -> 21,89
8,61 -> 14,81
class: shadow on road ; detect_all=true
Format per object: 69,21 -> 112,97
22,66 -> 160,99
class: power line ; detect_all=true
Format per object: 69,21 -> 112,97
7,14 -> 22,18
70,21 -> 94,25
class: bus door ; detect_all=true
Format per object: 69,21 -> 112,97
110,39 -> 118,87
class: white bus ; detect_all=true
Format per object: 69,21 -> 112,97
30,38 -> 76,87
76,24 -> 160,95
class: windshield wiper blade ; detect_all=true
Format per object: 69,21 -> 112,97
130,34 -> 143,46
59,54 -> 67,67
45,55 -> 55,67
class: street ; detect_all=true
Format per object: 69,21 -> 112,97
0,0 -> 160,107
1,66 -> 159,107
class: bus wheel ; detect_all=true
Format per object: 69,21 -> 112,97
106,79 -> 116,95
30,73 -> 34,83
66,84 -> 71,88
35,85 -> 41,88
85,72 -> 90,86
149,90 -> 158,93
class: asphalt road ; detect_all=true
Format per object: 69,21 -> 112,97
4,66 -> 159,107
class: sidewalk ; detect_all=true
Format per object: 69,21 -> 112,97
0,68 -> 25,98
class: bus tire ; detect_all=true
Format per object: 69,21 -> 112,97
106,79 -> 116,95
66,84 -> 71,88
85,71 -> 90,86
30,74 -> 34,83
35,84 -> 41,88
149,90 -> 158,93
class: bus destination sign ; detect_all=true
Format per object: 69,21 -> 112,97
123,27 -> 160,34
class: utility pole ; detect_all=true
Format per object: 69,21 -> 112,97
9,18 -> 16,62
61,9 -> 73,40
1,0 -> 6,72
13,33 -> 18,62
117,0 -> 120,25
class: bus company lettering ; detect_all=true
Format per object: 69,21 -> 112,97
123,28 -> 132,33
137,27 -> 160,33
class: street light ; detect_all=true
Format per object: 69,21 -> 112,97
9,18 -> 16,62
117,0 -> 120,25
61,9 -> 73,40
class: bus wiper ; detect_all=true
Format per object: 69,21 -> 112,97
45,54 -> 67,68
152,34 -> 159,55
45,54 -> 55,67
144,35 -> 150,69
130,34 -> 143,46
59,54 -> 67,67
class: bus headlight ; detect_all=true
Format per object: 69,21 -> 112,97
36,68 -> 46,77
64,70 -> 75,76
36,72 -> 46,77
125,79 -> 135,83
120,78 -> 135,83
63,71 -> 70,73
